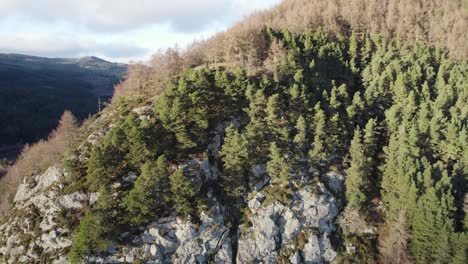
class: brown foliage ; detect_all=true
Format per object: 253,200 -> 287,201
112,0 -> 467,100
378,209 -> 411,264
252,0 -> 467,58
339,207 -> 373,235
0,111 -> 79,213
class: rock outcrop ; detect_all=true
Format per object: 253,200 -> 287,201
238,183 -> 339,263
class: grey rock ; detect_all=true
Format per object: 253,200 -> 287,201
322,171 -> 345,194
59,192 -> 87,209
238,183 -> 338,263
122,172 -> 138,182
248,192 -> 266,213
14,166 -> 63,203
132,106 -> 153,116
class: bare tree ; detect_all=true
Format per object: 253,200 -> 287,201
379,209 -> 411,264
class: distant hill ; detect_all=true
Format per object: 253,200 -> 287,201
0,53 -> 127,147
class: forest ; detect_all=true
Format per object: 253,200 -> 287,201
0,0 -> 466,263
61,28 -> 467,263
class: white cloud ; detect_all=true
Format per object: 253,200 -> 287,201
0,0 -> 282,61
0,0 -> 281,33
0,34 -> 150,61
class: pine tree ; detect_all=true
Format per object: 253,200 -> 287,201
68,186 -> 115,263
309,103 -> 328,164
266,94 -> 289,143
245,87 -> 271,163
86,143 -> 123,191
219,125 -> 249,197
170,169 -> 196,216
411,186 -> 453,263
363,118 -> 378,158
411,167 -> 455,263
381,130 -> 419,221
124,155 -> 170,225
347,91 -> 366,126
349,30 -> 359,73
449,232 -> 468,264
345,127 -> 367,209
68,210 -> 109,264
266,142 -> 290,186
293,115 -> 308,153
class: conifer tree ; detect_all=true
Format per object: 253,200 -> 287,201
267,142 -> 290,186
309,103 -> 328,164
69,186 -> 115,263
363,118 -> 378,159
347,91 -> 366,126
345,127 -> 367,209
219,125 -> 249,197
124,155 -> 170,225
266,94 -> 289,144
293,115 -> 308,153
411,185 -> 453,263
68,210 -> 109,264
381,130 -> 419,221
349,30 -> 359,73
170,169 -> 196,216
245,87 -> 270,161
86,143 -> 123,191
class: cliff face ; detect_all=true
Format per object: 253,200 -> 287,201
0,107 -> 344,264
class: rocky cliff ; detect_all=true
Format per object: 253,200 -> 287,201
0,106 -> 345,264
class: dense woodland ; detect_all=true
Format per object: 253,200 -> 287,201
62,28 -> 468,263
1,0 -> 466,263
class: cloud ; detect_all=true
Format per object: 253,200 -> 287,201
0,35 -> 150,60
0,0 -> 281,33
0,0 -> 282,61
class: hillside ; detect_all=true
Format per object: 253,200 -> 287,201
0,54 -> 127,147
0,0 -> 466,263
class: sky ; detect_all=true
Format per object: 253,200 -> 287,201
0,0 -> 282,63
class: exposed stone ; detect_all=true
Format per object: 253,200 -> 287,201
122,172 -> 138,182
238,183 -> 338,263
322,171 -> 345,194
14,166 -> 63,203
248,192 -> 266,213
59,192 -> 87,209
132,106 -> 153,116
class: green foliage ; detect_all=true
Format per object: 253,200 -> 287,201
68,210 -> 109,263
61,27 -> 467,263
85,112 -> 165,191
68,187 -> 117,263
266,142 -> 290,186
293,115 -> 308,162
266,94 -> 289,143
345,127 -> 367,209
86,143 -> 124,191
245,87 -> 269,162
169,169 -> 197,216
309,103 -> 328,164
219,125 -> 249,197
124,155 -> 170,225
156,67 -> 223,150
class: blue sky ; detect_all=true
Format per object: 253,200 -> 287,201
0,0 -> 282,62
